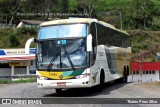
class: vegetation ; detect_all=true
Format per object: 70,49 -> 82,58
0,27 -> 36,48
0,78 -> 36,84
0,0 -> 159,29
129,30 -> 160,61
0,0 -> 159,61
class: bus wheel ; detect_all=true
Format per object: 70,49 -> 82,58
97,71 -> 105,91
123,66 -> 128,83
55,89 -> 62,93
127,66 -> 129,76
115,66 -> 129,83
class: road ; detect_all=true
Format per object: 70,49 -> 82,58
0,81 -> 160,107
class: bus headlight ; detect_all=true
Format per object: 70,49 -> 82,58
75,73 -> 90,79
37,75 -> 48,80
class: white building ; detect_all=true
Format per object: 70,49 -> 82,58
128,62 -> 160,82
0,48 -> 35,80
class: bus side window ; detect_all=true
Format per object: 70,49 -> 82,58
90,22 -> 98,65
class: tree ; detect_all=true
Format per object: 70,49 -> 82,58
60,0 -> 69,13
130,0 -> 156,29
43,0 -> 56,20
76,0 -> 98,17
0,0 -> 21,25
9,35 -> 20,47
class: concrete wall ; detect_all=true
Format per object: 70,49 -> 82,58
0,68 -> 27,75
0,68 -> 11,76
128,70 -> 160,82
0,61 -> 36,80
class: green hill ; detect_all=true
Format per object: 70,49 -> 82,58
0,0 -> 160,62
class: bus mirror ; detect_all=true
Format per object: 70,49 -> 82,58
87,34 -> 92,52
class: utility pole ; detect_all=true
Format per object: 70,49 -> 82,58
139,49 -> 143,82
119,11 -> 122,30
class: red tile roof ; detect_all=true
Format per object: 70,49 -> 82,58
132,62 -> 160,71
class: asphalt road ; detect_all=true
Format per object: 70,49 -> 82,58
0,82 -> 160,107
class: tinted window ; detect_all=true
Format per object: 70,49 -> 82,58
96,23 -> 130,48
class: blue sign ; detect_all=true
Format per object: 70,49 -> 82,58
0,48 -> 36,56
29,48 -> 36,54
0,50 -> 6,55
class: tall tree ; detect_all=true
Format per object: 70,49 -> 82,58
76,0 -> 98,17
8,0 -> 21,25
130,0 -> 156,29
22,0 -> 56,21
61,0 -> 69,13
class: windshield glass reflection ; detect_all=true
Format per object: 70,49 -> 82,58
38,24 -> 87,39
36,38 -> 89,70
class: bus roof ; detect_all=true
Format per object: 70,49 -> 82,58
98,21 -> 129,35
40,18 -> 129,35
39,18 -> 98,26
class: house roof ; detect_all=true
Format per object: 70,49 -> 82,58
0,54 -> 35,62
21,20 -> 44,25
132,62 -> 160,71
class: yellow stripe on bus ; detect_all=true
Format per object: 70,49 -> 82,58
38,71 -> 74,80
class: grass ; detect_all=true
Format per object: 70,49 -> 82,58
0,78 -> 36,84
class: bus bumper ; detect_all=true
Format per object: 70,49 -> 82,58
37,77 -> 91,89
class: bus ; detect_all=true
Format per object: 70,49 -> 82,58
35,18 -> 131,93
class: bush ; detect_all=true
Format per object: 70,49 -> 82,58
9,34 -> 20,47
0,27 -> 37,48
17,27 -> 37,36
0,78 -> 36,84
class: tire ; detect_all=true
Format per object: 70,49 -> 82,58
115,66 -> 128,83
55,89 -> 62,93
127,66 -> 129,76
97,71 -> 105,91
123,66 -> 128,83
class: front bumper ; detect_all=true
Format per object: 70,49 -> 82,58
37,77 -> 91,89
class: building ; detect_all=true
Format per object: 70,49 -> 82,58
17,20 -> 43,28
0,48 -> 35,80
128,62 -> 160,82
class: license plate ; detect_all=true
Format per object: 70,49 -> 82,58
57,82 -> 66,86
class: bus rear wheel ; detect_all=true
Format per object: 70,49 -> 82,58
115,66 -> 128,83
123,66 -> 128,83
55,89 -> 62,93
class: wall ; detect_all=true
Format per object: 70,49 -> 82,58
0,60 -> 36,80
128,70 -> 160,82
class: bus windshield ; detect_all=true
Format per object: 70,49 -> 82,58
38,24 -> 87,39
36,38 -> 89,70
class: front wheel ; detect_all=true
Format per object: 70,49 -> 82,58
97,71 -> 105,91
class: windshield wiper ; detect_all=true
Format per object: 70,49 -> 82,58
47,47 -> 60,71
47,43 -> 75,71
62,45 -> 75,70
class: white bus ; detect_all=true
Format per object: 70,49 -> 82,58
35,18 -> 131,93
